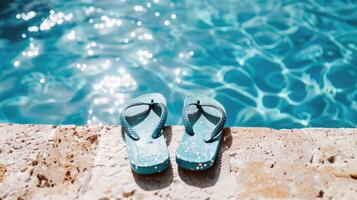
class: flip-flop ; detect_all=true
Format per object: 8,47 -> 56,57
120,93 -> 170,175
176,94 -> 226,171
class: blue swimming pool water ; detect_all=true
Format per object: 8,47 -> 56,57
0,0 -> 356,128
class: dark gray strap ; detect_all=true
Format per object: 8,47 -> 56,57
182,101 -> 226,143
120,101 -> 167,140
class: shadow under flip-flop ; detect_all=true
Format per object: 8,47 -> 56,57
132,163 -> 174,191
177,128 -> 233,188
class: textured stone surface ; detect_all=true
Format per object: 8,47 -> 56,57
0,124 -> 356,199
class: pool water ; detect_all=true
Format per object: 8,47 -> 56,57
0,0 -> 356,128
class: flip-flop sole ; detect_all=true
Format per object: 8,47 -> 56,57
123,93 -> 170,175
176,94 -> 225,171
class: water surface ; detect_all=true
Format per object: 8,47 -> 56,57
0,0 -> 356,127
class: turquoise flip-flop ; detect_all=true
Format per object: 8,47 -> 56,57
120,93 -> 170,175
176,94 -> 226,171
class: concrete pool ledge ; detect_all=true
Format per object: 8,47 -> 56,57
0,124 -> 356,199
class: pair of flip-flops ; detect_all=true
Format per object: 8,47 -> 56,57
120,93 -> 226,175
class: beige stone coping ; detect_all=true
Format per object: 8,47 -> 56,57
0,124 -> 356,199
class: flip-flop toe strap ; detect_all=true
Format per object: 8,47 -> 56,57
182,102 -> 226,143
152,102 -> 167,138
120,101 -> 167,140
